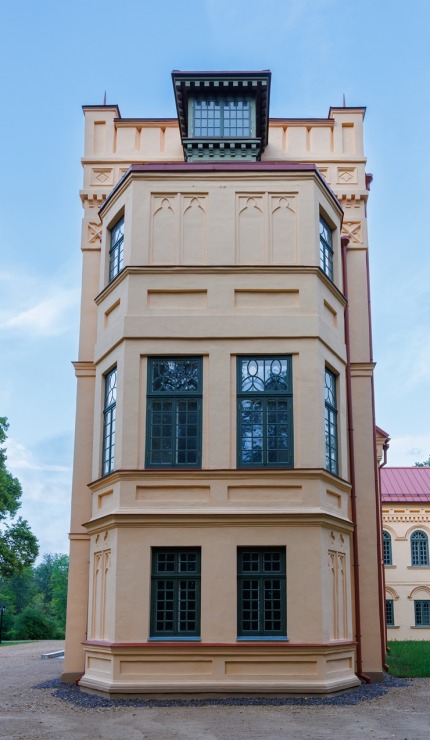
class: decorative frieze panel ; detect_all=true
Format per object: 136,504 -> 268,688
237,193 -> 297,264
318,167 -> 331,183
342,221 -> 362,244
88,221 -> 102,244
90,168 -> 114,186
337,167 -> 357,184
383,507 -> 430,523
150,194 -> 207,265
328,549 -> 348,640
91,548 -> 111,641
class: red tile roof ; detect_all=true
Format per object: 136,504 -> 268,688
381,467 -> 430,502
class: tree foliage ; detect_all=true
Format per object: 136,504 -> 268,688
414,455 -> 430,468
0,553 -> 69,639
0,417 -> 39,577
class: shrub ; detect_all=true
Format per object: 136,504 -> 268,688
12,606 -> 63,640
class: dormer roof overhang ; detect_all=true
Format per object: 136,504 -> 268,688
171,70 -> 271,158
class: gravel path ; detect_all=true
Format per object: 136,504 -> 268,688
1,641 -> 429,739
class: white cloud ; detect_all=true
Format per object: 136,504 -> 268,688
5,438 -> 72,558
6,438 -> 71,474
386,435 -> 430,467
0,288 -> 79,337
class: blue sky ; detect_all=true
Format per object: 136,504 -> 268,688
1,0 -> 429,558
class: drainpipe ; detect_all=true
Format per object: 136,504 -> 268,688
379,436 -> 390,660
341,234 -> 371,683
366,247 -> 390,673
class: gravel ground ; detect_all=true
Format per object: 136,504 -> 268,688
1,641 -> 429,739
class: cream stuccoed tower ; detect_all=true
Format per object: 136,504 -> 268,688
63,71 -> 385,695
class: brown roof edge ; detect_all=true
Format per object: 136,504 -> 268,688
99,161 -> 342,216
375,425 -> 390,440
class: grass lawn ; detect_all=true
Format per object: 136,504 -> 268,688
0,641 -> 34,646
387,640 -> 430,677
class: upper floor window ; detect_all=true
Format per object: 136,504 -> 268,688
383,531 -> 392,566
237,357 -> 293,468
411,530 -> 429,566
192,97 -> 252,137
414,600 -> 430,626
320,216 -> 333,280
150,548 -> 201,638
146,358 -> 202,468
109,216 -> 124,282
386,599 -> 395,627
325,369 -> 338,475
237,548 -> 286,638
102,368 -> 117,476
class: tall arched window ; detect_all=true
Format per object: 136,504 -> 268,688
383,531 -> 392,566
411,530 -> 429,566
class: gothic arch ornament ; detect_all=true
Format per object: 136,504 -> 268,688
385,586 -> 399,600
408,585 -> 430,600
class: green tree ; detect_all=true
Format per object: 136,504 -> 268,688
0,418 -> 39,577
414,455 -> 430,468
49,554 -> 68,629
12,606 -> 62,640
34,553 -> 69,629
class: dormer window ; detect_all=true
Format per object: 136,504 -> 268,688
172,70 -> 270,162
191,97 -> 253,137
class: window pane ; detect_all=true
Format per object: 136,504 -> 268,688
102,368 -> 117,475
151,549 -> 200,637
147,359 -> 202,468
237,357 -> 292,468
238,548 -> 286,637
109,217 -> 124,281
320,216 -> 333,280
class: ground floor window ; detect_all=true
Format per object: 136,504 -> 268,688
237,547 -> 286,638
386,599 -> 394,627
150,548 -> 201,638
414,600 -> 430,627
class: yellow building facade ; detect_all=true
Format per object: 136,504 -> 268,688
381,466 -> 430,639
63,71 -> 385,694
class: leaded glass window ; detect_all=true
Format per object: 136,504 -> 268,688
414,600 -> 430,626
109,216 -> 124,282
237,357 -> 293,468
383,531 -> 392,566
325,369 -> 338,475
237,548 -> 286,638
320,216 -> 333,280
411,530 -> 429,566
102,368 -> 117,476
150,548 -> 201,638
146,358 -> 202,468
386,599 -> 395,627
193,97 -> 252,137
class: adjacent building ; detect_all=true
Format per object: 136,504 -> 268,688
62,70 -> 385,694
381,466 -> 430,638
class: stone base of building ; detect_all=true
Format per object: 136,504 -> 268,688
78,641 -> 360,696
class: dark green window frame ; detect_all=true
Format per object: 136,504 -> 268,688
190,96 -> 254,138
109,216 -> 124,282
325,368 -> 338,475
320,216 -> 333,280
386,599 -> 395,626
414,600 -> 430,626
146,358 -> 202,468
237,548 -> 286,638
237,356 -> 293,468
383,531 -> 392,566
150,548 -> 201,638
102,367 -> 117,476
411,530 -> 429,566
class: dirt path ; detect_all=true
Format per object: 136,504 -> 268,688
0,641 -> 429,739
